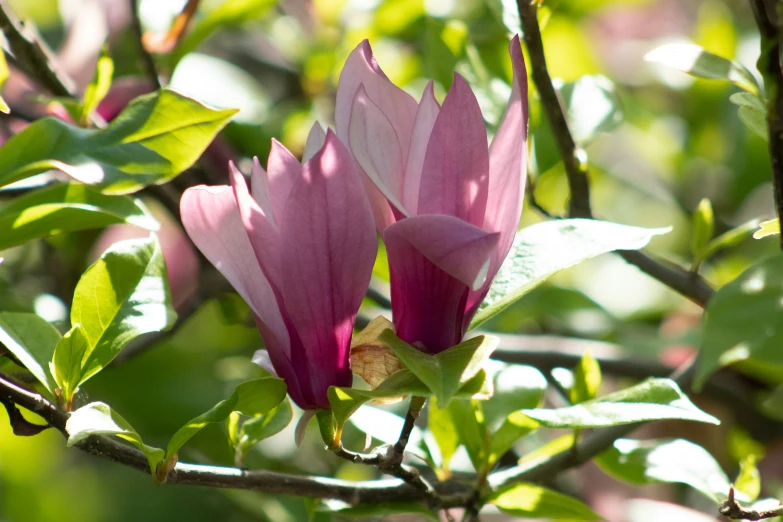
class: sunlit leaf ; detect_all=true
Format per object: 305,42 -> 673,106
645,43 -> 761,94
753,218 -> 780,239
730,92 -> 768,140
702,219 -> 759,260
735,456 -> 761,503
428,396 -> 460,471
523,378 -> 719,428
597,438 -> 738,503
485,483 -> 602,520
471,219 -> 670,329
0,49 -> 9,114
0,89 -> 237,193
237,399 -> 293,454
690,198 -> 714,269
0,312 -> 61,392
695,254 -> 783,389
571,349 -> 601,404
66,402 -> 165,473
51,325 -> 90,403
0,183 -> 158,250
482,364 -> 546,429
81,46 -> 114,124
487,411 -> 539,468
558,75 -> 623,145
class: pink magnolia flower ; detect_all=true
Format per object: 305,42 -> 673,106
180,127 -> 377,410
335,37 -> 528,353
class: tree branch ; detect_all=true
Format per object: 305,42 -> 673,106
720,487 -> 783,521
0,0 -> 76,96
129,0 -> 162,89
516,0 -> 714,308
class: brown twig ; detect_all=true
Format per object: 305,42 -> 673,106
719,487 -> 783,520
0,0 -> 76,96
143,0 -> 201,54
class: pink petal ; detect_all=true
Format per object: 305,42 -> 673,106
418,73 -> 490,227
402,81 -> 440,214
250,157 -> 275,227
302,121 -> 326,164
383,214 -> 499,291
279,130 -> 377,402
335,40 -> 418,160
180,185 -> 288,350
484,35 -> 529,282
229,162 -> 282,286
348,85 -> 408,216
267,139 -> 302,224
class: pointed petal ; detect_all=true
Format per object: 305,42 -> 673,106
267,139 -> 301,224
402,81 -> 440,214
349,85 -> 409,216
383,214 -> 499,291
249,158 -> 275,227
279,130 -> 377,405
180,186 -> 287,348
485,35 -> 529,280
335,40 -> 418,159
418,74 -> 490,227
302,121 -> 326,164
385,234 -> 471,353
229,163 -> 282,286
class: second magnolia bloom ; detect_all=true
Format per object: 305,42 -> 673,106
336,36 -> 529,353
180,128 -> 377,410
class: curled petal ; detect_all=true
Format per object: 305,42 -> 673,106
383,214 -> 499,291
402,81 -> 440,215
418,74 -> 490,227
180,185 -> 288,349
485,35 -> 529,283
349,85 -> 408,216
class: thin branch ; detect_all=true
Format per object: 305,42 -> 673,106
748,0 -> 783,250
516,0 -> 713,307
720,487 -> 783,521
143,0 -> 201,54
0,0 -> 76,96
129,0 -> 162,89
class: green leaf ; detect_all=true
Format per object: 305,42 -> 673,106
470,219 -> 670,329
487,411 -> 539,468
730,92 -> 768,140
571,349 -> 601,404
238,399 -> 294,453
523,378 -> 719,428
429,396 -> 460,471
51,325 -> 90,403
0,48 -> 10,114
690,198 -> 714,269
171,0 -> 276,66
558,75 -> 623,145
754,218 -> 780,239
68,236 -> 176,391
0,312 -> 61,392
0,89 -> 237,193
695,254 -> 783,389
380,330 -> 497,406
702,219 -> 759,260
0,183 -> 158,250
597,438 -> 738,503
645,43 -> 761,94
81,46 -> 114,124
447,399 -> 488,473
735,456 -> 761,503
482,364 -> 546,429
165,395 -> 238,461
66,402 -> 164,473
486,483 -> 602,520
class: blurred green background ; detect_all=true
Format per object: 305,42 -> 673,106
0,0 -> 778,520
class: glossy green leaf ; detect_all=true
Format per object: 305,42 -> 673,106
754,218 -> 780,239
702,219 -> 759,260
645,43 -> 761,94
70,236 -> 176,389
447,399 -> 487,473
730,92 -> 768,140
428,396 -> 460,471
690,198 -> 714,269
571,349 -> 601,404
597,438 -> 738,503
237,399 -> 294,454
486,483 -> 602,520
695,254 -> 783,389
470,219 -> 670,329
380,330 -> 497,406
558,75 -> 623,145
51,325 -> 90,402
81,46 -> 114,124
735,456 -> 761,502
0,312 -> 61,392
165,395 -> 238,461
0,89 -> 237,193
482,364 -> 547,429
487,411 -> 539,468
66,402 -> 164,473
523,378 -> 719,428
0,183 -> 158,250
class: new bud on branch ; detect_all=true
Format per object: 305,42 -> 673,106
336,36 -> 529,353
180,127 -> 377,410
